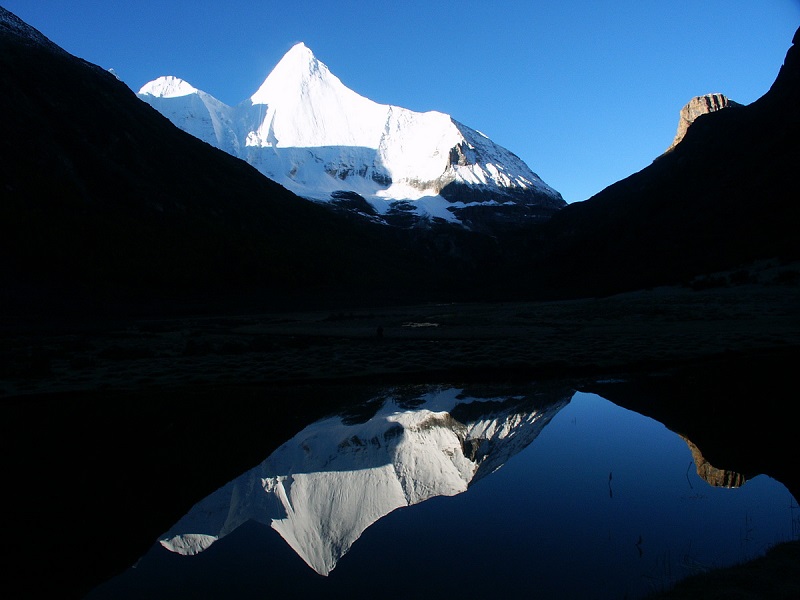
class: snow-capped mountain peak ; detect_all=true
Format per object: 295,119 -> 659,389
247,43 -> 388,149
138,75 -> 199,98
138,75 -> 240,155
250,42 -> 328,105
138,43 -> 566,230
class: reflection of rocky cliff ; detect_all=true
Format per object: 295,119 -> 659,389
159,385 -> 571,575
682,436 -> 745,488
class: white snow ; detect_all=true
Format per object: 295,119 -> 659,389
248,42 -> 389,149
139,76 -> 241,156
159,533 -> 217,556
156,386 -> 570,575
137,42 -> 565,225
138,76 -> 198,98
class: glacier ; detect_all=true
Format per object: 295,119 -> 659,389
158,385 -> 571,575
138,43 -> 565,230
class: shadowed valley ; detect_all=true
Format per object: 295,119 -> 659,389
1,8 -> 799,598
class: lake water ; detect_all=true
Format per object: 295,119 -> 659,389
86,383 -> 797,599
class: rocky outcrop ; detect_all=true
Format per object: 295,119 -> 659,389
666,93 -> 742,151
539,27 -> 799,297
682,436 -> 746,488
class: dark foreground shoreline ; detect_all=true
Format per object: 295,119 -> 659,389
3,283 -> 798,397
2,283 -> 798,598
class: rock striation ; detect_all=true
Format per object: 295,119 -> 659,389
540,26 -> 799,297
682,436 -> 745,488
666,93 -> 742,151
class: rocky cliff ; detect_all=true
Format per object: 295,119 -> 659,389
537,27 -> 800,297
666,93 -> 742,151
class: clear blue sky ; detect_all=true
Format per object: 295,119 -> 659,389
5,1 -> 798,203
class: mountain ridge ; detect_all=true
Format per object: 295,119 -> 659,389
0,8 -> 514,315
138,42 -> 565,232
1,5 -> 797,311
531,25 -> 800,297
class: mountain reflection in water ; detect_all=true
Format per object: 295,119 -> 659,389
88,384 -> 797,600
159,385 -> 571,575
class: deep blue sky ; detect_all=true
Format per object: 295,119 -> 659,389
5,1 -> 798,202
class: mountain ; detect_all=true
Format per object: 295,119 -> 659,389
156,386 -> 570,575
665,92 -> 742,151
138,43 -> 565,232
533,26 -> 800,297
2,2 -> 797,313
3,7 -> 799,596
0,8 -> 508,315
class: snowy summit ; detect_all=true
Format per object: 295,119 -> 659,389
139,75 -> 199,99
139,43 -> 565,229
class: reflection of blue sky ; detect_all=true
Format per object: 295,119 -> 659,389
155,385 -> 571,576
462,393 -> 796,595
87,389 -> 796,600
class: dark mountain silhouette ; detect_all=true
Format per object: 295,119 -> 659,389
533,27 -> 800,297
0,7 -> 502,316
2,6 -> 797,313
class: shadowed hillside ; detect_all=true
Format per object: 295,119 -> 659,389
2,7 -> 798,313
534,27 -> 800,297
0,8 -> 504,316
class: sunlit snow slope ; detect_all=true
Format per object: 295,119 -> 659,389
138,43 -> 564,229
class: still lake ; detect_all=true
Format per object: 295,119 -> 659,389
86,383 -> 797,599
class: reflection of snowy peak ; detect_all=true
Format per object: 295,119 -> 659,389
159,386 -> 570,575
138,43 -> 565,230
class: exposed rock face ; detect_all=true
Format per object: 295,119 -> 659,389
539,26 -> 799,297
667,93 -> 742,151
682,436 -> 746,488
